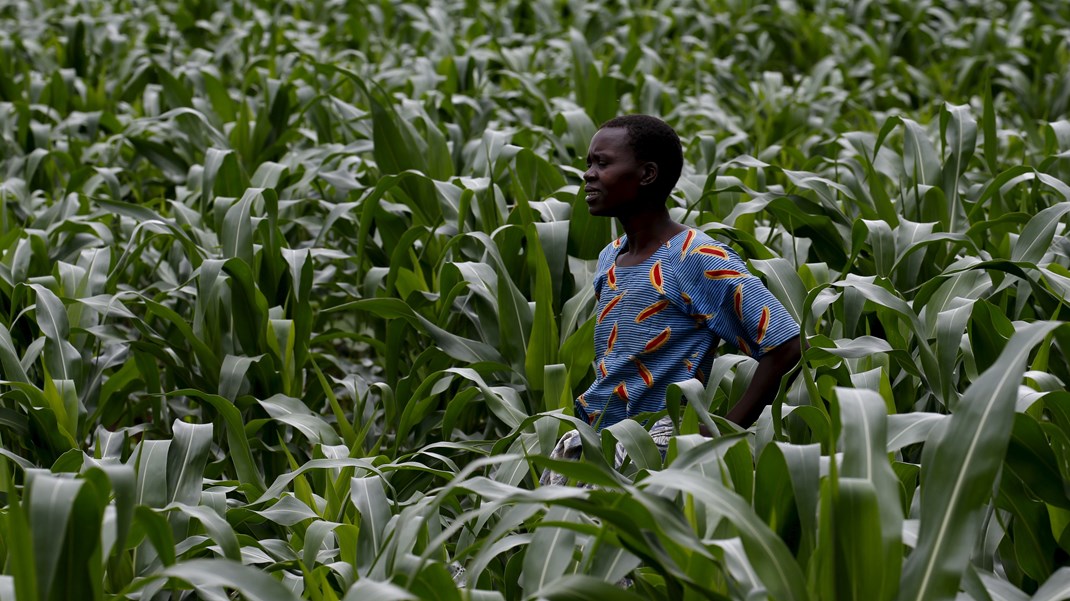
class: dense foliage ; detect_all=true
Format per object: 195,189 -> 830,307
1,0 -> 1070,599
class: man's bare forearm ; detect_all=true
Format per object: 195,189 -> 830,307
725,335 -> 803,427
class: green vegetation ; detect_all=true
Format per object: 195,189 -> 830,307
1,0 -> 1069,598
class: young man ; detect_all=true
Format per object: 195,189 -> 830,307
541,115 -> 801,485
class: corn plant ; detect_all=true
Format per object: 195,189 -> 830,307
0,0 -> 1069,599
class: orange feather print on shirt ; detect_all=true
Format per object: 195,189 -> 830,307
631,357 -> 654,387
613,237 -> 623,248
613,382 -> 629,402
635,299 -> 670,323
643,327 -> 671,353
649,260 -> 665,295
733,283 -> 744,320
705,269 -> 744,280
679,229 -> 696,260
681,291 -> 692,305
599,359 -> 608,379
736,336 -> 752,356
756,306 -> 771,344
691,244 -> 728,259
606,322 -> 618,354
599,292 -> 625,324
606,263 -> 617,291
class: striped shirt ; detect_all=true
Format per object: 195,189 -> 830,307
576,228 -> 800,429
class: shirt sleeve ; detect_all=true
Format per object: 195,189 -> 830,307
672,243 -> 800,359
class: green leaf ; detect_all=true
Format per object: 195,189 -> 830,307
835,478 -> 886,601
1033,567 -> 1070,601
603,419 -> 663,473
531,574 -> 648,601
778,442 -> 821,561
642,470 -> 809,601
0,324 -> 29,383
302,519 -> 342,569
1005,413 -> 1070,509
332,298 -> 504,364
898,321 -> 1063,601
202,148 -> 246,208
127,137 -> 188,180
134,440 -> 170,508
342,579 -> 418,601
837,388 -> 903,600
886,413 -> 947,452
218,354 -> 262,402
861,219 -> 896,278
982,84 -> 998,175
901,117 -> 941,187
258,393 -> 342,445
1011,202 -> 1070,264
85,464 -> 136,560
754,442 -> 796,535
166,420 -> 213,507
220,258 -> 270,357
998,472 -> 1056,583
351,475 -> 392,570
141,559 -> 299,601
587,540 -> 641,585
521,506 -> 577,593
940,103 -> 977,232
750,258 -> 808,324
254,458 -> 377,504
142,298 -> 221,387
25,472 -> 82,600
54,471 -> 107,600
935,301 -> 974,407
171,389 -> 266,497
133,504 -> 176,566
5,477 -> 35,601
28,283 -> 69,342
525,223 -> 560,392
162,502 -> 241,560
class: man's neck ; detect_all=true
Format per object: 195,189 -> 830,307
616,208 -> 686,266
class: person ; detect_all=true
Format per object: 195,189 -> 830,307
540,115 -> 802,486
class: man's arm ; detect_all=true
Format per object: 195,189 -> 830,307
725,335 -> 803,427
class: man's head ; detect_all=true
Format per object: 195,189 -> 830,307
583,115 -> 683,217
599,115 -> 683,197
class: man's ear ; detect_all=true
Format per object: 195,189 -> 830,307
639,161 -> 659,187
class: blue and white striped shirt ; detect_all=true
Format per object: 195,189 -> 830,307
576,228 -> 800,429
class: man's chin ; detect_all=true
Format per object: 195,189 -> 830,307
586,203 -> 610,217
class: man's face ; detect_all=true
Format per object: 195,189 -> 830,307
583,127 -> 649,217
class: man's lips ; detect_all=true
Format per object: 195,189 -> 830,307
585,189 -> 601,201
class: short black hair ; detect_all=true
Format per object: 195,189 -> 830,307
599,114 -> 683,199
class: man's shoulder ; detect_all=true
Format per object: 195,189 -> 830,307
667,228 -> 739,267
686,229 -> 730,252
596,236 -> 625,266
